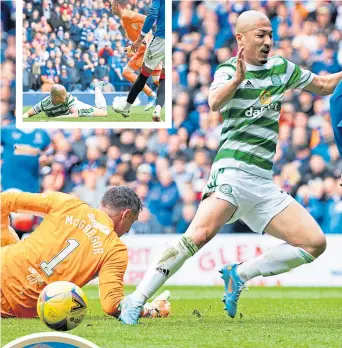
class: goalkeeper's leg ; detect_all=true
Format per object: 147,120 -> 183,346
119,193 -> 237,324
122,66 -> 156,98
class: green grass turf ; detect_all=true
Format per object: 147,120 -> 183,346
2,286 -> 342,347
22,106 -> 165,123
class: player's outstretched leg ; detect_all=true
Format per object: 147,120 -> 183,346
119,194 -> 237,324
222,201 -> 326,318
122,68 -> 157,111
93,81 -> 108,117
219,263 -> 246,318
145,70 -> 160,111
113,69 -> 151,118
152,71 -> 165,122
145,92 -> 157,112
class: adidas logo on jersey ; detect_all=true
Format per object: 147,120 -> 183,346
244,80 -> 254,88
156,267 -> 170,277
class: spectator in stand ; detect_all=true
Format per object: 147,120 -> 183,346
95,57 -> 110,81
131,207 -> 163,234
148,172 -> 179,231
23,0 -> 153,92
176,204 -> 197,234
73,170 -> 106,208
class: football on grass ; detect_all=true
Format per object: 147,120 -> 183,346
37,281 -> 88,331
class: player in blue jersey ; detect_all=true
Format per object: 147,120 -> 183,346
1,124 -> 51,237
329,80 -> 342,184
113,0 -> 165,121
330,81 -> 342,157
1,123 -> 51,193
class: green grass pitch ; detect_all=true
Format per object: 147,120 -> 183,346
22,106 -> 165,123
2,286 -> 342,347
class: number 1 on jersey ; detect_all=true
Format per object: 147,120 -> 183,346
40,239 -> 79,276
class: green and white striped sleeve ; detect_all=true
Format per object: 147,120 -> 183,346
32,98 -> 46,114
210,63 -> 236,91
285,60 -> 316,90
67,94 -> 77,109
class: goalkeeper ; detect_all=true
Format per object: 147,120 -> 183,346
1,188 -> 170,319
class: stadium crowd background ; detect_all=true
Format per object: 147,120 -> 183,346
1,1 -> 16,125
1,0 -> 342,236
22,0 -> 153,92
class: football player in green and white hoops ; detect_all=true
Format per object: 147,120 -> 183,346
119,10 -> 342,325
23,83 -> 108,119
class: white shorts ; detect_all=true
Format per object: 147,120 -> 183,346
143,36 -> 165,71
202,168 -> 294,234
75,99 -> 95,117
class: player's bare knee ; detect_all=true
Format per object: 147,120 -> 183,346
290,227 -> 326,257
304,233 -> 326,258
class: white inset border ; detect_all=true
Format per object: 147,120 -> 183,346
16,0 -> 172,129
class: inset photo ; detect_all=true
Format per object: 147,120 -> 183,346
17,0 -> 170,128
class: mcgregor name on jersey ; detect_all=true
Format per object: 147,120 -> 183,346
65,215 -> 104,254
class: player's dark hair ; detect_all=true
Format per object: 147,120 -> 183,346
101,186 -> 142,214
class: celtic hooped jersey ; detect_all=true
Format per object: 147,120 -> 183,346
33,93 -> 77,117
210,56 -> 315,179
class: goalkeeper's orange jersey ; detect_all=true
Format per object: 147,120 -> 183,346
0,191 -> 128,318
121,9 -> 145,42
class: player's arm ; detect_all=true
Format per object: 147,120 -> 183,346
23,101 -> 43,118
141,0 -> 160,36
54,106 -> 79,119
304,71 -> 342,96
132,0 -> 159,51
209,48 -> 245,112
98,242 -> 128,317
1,191 -> 54,227
98,242 -> 171,318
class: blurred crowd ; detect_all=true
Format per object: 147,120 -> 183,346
22,0 -> 151,92
1,1 -> 16,124
1,0 -> 342,235
172,0 -> 342,233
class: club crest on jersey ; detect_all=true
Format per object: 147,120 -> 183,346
271,74 -> 282,86
219,184 -> 233,195
259,90 -> 271,105
147,49 -> 153,60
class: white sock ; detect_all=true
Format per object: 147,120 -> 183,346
132,236 -> 198,304
154,105 -> 162,114
94,87 -> 107,109
237,243 -> 315,282
123,101 -> 132,110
